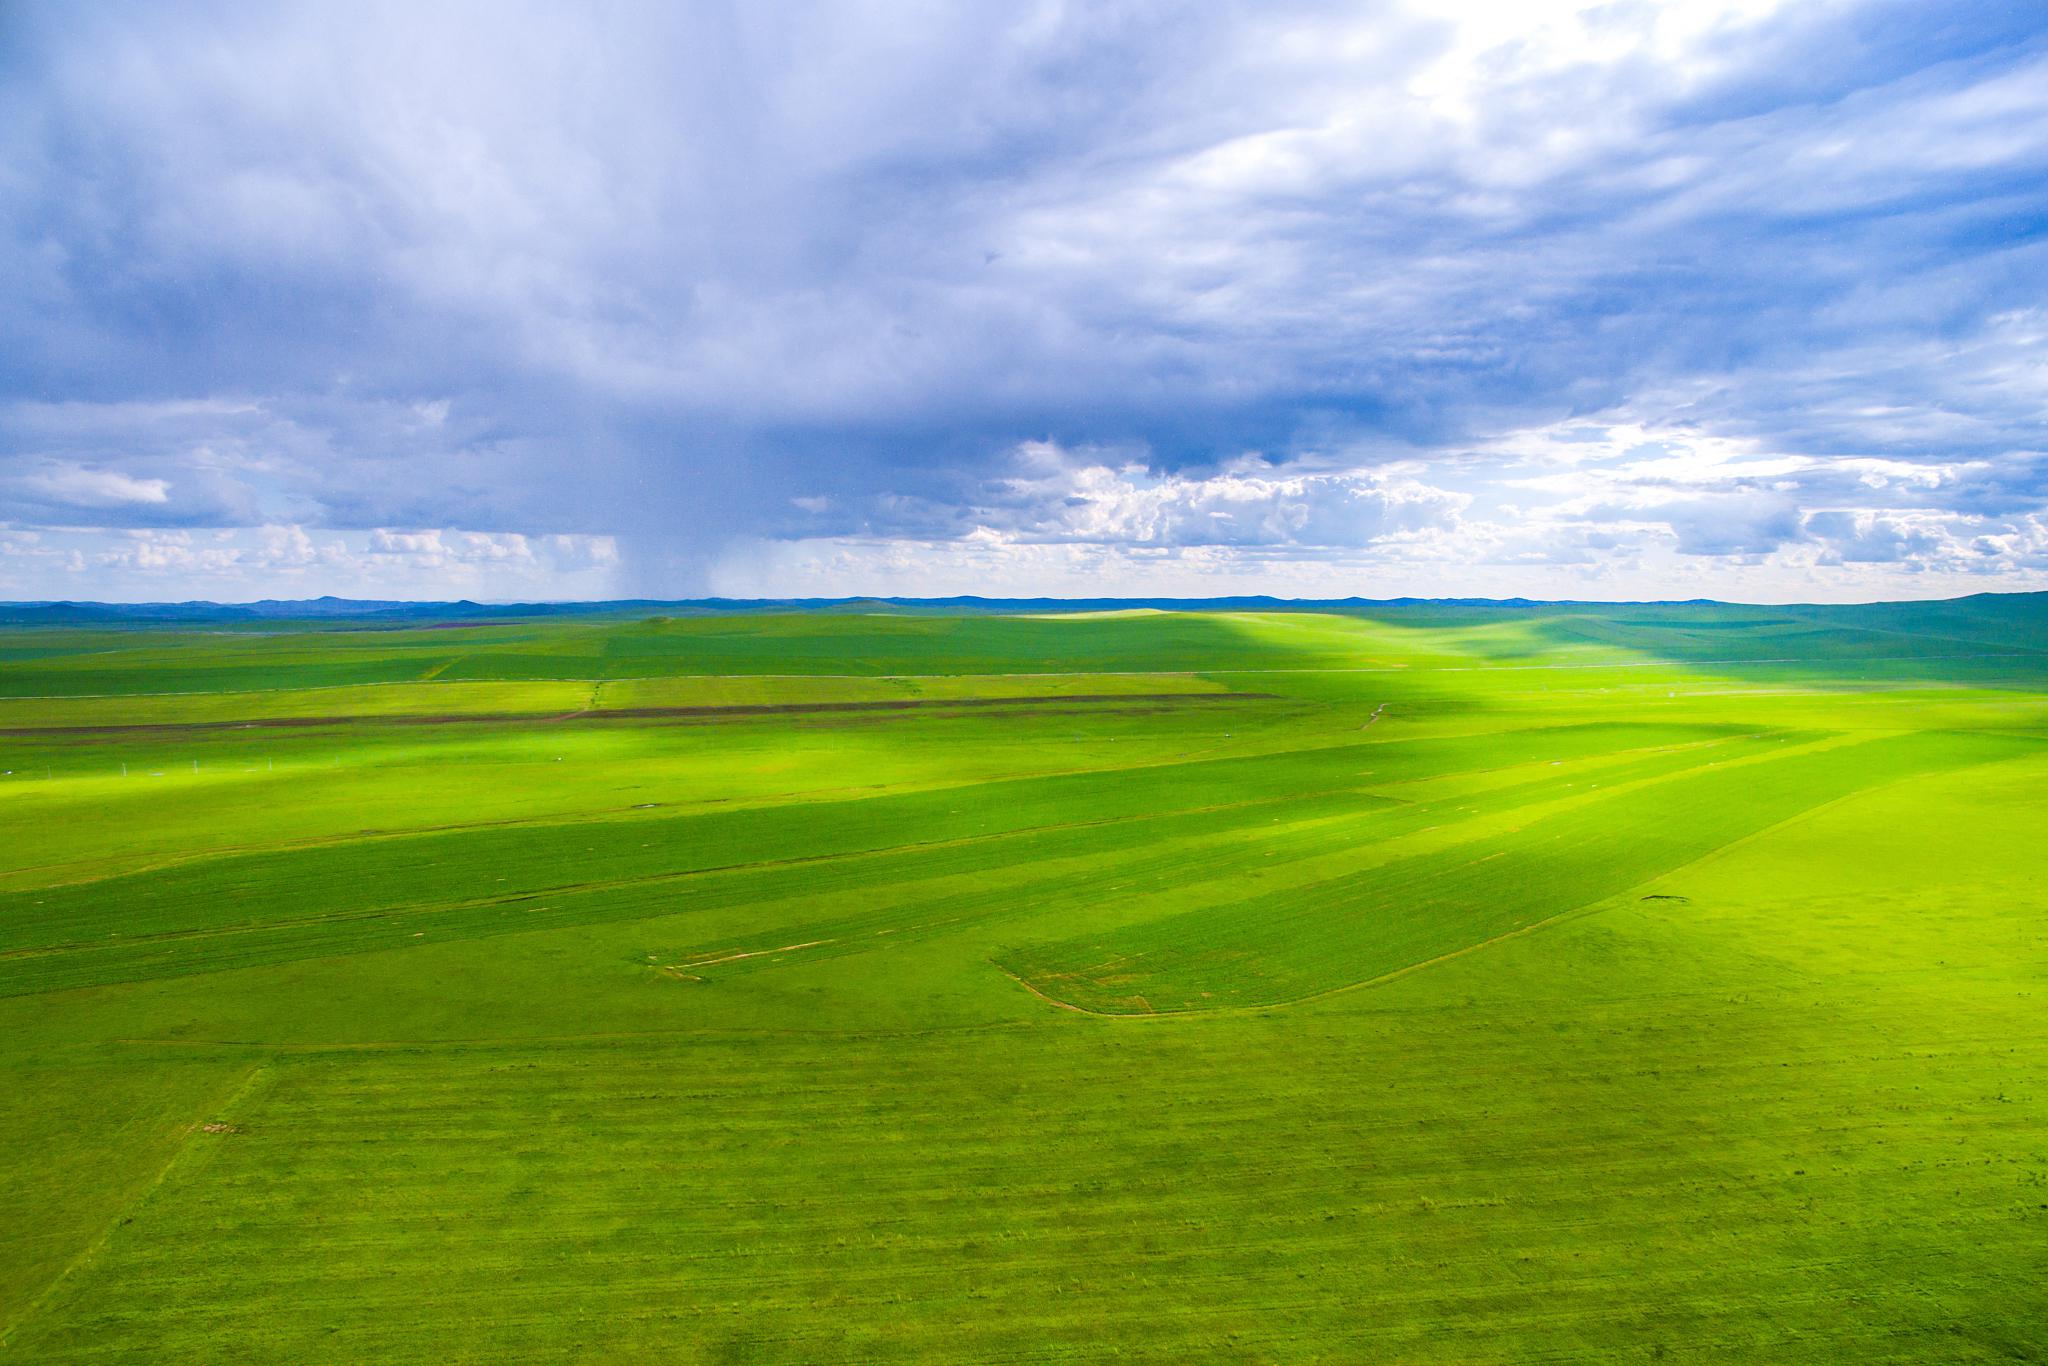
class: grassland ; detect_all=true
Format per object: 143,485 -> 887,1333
2,599 -> 2045,1361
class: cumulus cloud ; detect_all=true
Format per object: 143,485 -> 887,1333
2,1 -> 2045,599
1806,510 -> 1945,566
882,441 -> 1469,551
1653,494 -> 1807,558
1000,445 -> 1466,549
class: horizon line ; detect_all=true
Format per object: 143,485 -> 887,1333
5,588 -> 2046,615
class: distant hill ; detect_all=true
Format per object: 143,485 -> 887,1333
1,589 -> 2043,629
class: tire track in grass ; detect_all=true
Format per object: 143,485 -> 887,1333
0,1062 -> 274,1350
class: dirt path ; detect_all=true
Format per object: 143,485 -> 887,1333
991,961 -> 1100,1015
0,691 -> 1279,737
674,939 -> 834,970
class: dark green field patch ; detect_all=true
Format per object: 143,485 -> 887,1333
0,724 -> 1753,997
999,730 -> 2042,1013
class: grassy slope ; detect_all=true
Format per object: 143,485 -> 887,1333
0,602 -> 2044,1361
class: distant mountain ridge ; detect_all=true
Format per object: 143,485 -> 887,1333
4,590 -> 2046,626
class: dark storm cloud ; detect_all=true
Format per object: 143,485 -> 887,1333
1,0 -> 2045,598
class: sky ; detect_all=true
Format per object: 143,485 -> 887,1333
2,0 -> 2045,604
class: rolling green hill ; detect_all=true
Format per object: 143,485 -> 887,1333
1,597 -> 2044,1361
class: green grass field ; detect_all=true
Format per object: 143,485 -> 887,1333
2,599 -> 2045,1361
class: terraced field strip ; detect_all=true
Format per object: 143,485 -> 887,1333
0,723 -> 1749,991
8,732 -> 1809,1001
652,731 -> 1810,987
999,729 -> 2044,1013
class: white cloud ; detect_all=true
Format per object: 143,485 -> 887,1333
975,441 -> 1465,549
16,463 -> 171,508
732,409 -> 2048,598
0,525 -> 621,601
4,2 -> 2045,599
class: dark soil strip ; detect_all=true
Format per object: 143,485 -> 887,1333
0,691 -> 1278,737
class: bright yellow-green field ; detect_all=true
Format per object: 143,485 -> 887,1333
1,601 -> 2044,1361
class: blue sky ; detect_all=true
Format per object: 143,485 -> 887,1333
3,0 -> 2045,602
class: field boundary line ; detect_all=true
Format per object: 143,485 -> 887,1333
0,690 -> 1280,738
0,1061 -> 274,1350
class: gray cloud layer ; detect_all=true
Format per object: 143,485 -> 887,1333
3,1 -> 2045,600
